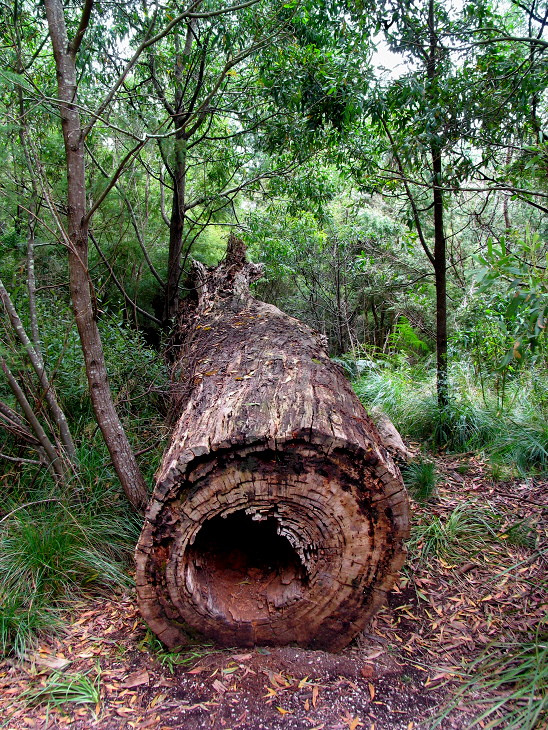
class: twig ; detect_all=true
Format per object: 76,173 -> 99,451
0,452 -> 42,466
0,498 -> 59,524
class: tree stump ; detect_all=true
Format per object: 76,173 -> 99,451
136,236 -> 409,651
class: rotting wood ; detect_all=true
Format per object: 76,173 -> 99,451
136,235 -> 409,652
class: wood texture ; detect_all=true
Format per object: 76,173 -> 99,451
136,237 -> 409,651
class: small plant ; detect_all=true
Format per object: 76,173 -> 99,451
140,630 -> 219,673
408,503 -> 501,564
23,665 -> 101,715
499,519 -> 538,549
435,625 -> 547,729
402,459 -> 438,503
455,461 -> 471,475
488,458 -> 514,483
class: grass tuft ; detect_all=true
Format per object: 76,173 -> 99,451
23,665 -> 101,714
408,502 -> 501,564
435,624 -> 547,729
0,496 -> 141,657
0,594 -> 60,659
401,459 -> 438,503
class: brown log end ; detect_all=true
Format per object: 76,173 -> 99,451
136,434 -> 408,652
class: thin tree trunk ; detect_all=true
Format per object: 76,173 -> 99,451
428,0 -> 448,409
163,24 -> 194,325
164,131 -> 187,323
0,358 -> 64,480
43,0 -> 148,511
0,278 -> 76,460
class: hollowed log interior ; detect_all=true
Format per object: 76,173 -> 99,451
186,511 -> 308,623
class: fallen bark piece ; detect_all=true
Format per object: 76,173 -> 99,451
370,407 -> 414,462
136,236 -> 409,652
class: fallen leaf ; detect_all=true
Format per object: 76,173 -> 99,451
365,650 -> 383,660
149,693 -> 167,708
28,653 -> 71,671
368,683 -> 375,701
122,670 -> 149,688
212,679 -> 227,694
136,716 -> 160,729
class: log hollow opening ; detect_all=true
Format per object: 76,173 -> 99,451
185,510 -> 309,622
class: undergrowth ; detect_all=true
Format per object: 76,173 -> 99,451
353,361 -> 548,473
407,502 -> 503,564
0,443 -> 144,658
23,664 -> 102,715
435,621 -> 548,729
401,459 -> 438,503
140,630 -> 220,674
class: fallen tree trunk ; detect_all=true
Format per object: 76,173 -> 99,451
136,236 -> 409,652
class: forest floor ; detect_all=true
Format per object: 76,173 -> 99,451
0,454 -> 546,730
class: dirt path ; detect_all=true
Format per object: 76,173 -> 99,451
1,457 -> 546,730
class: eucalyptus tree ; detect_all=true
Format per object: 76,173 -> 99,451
140,0 -> 293,323
0,0 -> 284,509
339,0 -> 547,406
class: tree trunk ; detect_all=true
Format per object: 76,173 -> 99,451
164,130 -> 187,325
44,0 -> 149,511
136,236 -> 409,652
428,0 -> 448,409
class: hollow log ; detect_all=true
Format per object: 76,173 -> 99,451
136,236 -> 409,652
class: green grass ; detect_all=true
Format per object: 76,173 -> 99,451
353,362 -> 548,474
140,630 -> 220,673
0,503 -> 138,599
0,487 -> 141,657
407,502 -> 502,564
23,665 -> 101,714
401,459 -> 439,503
499,519 -> 538,549
0,594 -> 60,659
435,625 -> 547,729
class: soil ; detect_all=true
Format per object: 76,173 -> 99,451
1,455 -> 546,730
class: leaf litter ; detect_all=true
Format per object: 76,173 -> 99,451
0,454 -> 545,729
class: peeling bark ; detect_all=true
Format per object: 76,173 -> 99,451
136,236 -> 409,651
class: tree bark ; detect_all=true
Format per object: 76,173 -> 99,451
136,236 -> 409,652
44,0 -> 148,511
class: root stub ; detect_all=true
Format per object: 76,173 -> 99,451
136,438 -> 408,652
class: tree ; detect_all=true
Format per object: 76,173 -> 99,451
338,0 -> 547,407
1,0 -> 285,508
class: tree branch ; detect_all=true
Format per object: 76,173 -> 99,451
84,138 -> 147,224
69,0 -> 94,56
89,231 -> 162,325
